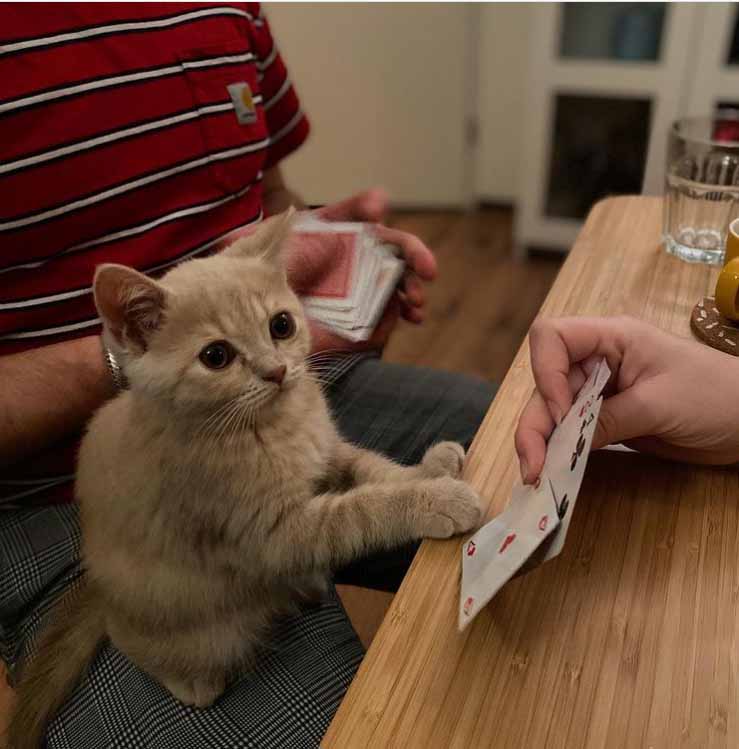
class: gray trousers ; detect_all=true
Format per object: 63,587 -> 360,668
0,358 -> 494,748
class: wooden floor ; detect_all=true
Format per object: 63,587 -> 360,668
0,207 -> 562,731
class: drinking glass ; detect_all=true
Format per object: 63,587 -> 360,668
664,113 -> 739,265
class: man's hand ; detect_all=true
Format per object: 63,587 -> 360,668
514,316 -> 739,484
287,188 -> 437,354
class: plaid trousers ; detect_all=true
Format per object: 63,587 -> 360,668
0,358 -> 494,748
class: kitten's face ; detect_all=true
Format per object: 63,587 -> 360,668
149,255 -> 311,418
96,210 -> 314,424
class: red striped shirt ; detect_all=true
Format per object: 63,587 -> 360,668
0,2 -> 309,505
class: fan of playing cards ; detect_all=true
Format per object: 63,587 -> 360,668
459,358 -> 612,630
294,214 -> 405,342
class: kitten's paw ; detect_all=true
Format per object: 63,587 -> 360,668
421,441 -> 466,479
162,674 -> 225,708
416,476 -> 482,538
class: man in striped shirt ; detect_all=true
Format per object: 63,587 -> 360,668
0,4 -> 493,746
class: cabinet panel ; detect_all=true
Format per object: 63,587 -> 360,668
546,94 -> 652,219
559,3 -> 667,62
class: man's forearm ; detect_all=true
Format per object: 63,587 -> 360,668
0,335 -> 114,468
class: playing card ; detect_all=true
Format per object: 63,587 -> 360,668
311,253 -> 404,341
299,231 -> 365,312
294,214 -> 404,342
459,479 -> 561,630
538,359 -> 611,561
458,358 -> 611,629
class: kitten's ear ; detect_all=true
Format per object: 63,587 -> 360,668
223,206 -> 295,268
93,264 -> 168,353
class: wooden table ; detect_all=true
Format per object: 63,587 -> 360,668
324,197 -> 739,748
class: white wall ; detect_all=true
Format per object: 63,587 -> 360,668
265,3 -> 471,206
264,3 -> 530,207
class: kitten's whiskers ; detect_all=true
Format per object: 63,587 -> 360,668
307,354 -> 362,388
219,400 -> 246,442
193,398 -> 242,442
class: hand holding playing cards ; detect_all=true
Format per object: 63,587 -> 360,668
516,316 -> 739,484
317,189 -> 437,323
460,355 -> 609,627
286,189 -> 437,353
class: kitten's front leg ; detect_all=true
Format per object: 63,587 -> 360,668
419,441 -> 466,479
267,477 -> 482,573
331,440 -> 466,488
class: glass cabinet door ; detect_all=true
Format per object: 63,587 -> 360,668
559,3 -> 667,62
518,3 -> 704,249
545,94 -> 652,220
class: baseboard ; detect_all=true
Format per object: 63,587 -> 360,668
389,200 -> 517,213
388,203 -> 465,213
477,199 -> 515,212
525,244 -> 569,259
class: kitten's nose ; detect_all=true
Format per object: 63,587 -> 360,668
263,365 -> 286,385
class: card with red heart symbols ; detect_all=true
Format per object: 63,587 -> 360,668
294,214 -> 405,342
459,479 -> 560,630
458,358 -> 611,630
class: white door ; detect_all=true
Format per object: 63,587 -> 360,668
265,3 -> 477,207
685,3 -> 739,116
516,3 -> 701,252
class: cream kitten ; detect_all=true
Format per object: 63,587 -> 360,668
9,209 -> 481,748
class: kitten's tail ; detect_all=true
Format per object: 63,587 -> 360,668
6,576 -> 105,749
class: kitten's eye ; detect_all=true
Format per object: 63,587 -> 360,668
199,341 -> 235,370
269,311 -> 295,340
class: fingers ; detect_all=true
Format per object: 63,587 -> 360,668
317,188 -> 389,223
366,296 -> 401,348
315,193 -> 437,280
401,271 -> 425,307
372,225 -> 437,281
514,391 -> 552,483
591,387 -> 659,450
316,193 -> 437,281
399,295 -> 424,323
304,190 -> 436,335
514,365 -> 589,483
528,319 -> 580,423
528,316 -> 628,423
397,272 -> 425,323
516,373 -> 658,484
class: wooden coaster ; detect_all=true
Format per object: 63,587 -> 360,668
690,296 -> 739,355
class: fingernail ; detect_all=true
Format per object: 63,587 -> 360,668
520,459 -> 529,484
547,400 -> 563,424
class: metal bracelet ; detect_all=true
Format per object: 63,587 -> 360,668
103,345 -> 128,391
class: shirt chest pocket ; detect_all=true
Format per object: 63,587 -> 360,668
178,38 -> 269,195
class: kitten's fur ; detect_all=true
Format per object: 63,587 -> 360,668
8,209 -> 481,748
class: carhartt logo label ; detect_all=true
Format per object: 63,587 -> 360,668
227,82 -> 257,125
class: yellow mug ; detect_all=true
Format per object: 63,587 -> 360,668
715,218 -> 739,321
